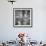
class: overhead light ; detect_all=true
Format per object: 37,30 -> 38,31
8,0 -> 16,4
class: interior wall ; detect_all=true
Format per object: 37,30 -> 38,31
0,0 -> 46,42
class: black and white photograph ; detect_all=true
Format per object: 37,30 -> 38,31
13,8 -> 32,27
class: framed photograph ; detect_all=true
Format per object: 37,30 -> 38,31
13,8 -> 33,27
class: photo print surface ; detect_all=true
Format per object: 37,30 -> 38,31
13,8 -> 32,27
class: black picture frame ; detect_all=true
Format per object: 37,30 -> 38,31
13,8 -> 33,28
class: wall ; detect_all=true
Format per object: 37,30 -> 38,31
0,0 -> 46,42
